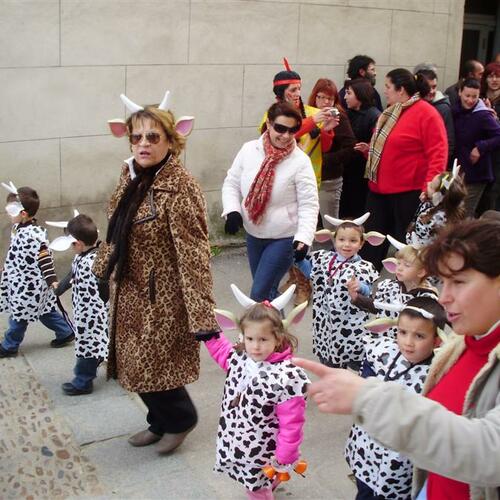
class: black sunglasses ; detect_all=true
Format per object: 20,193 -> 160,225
129,132 -> 162,145
271,122 -> 300,135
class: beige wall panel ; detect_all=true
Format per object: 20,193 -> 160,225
126,65 -> 244,129
390,11 -> 448,67
434,0 -> 451,14
0,139 -> 60,208
185,127 -> 256,191
0,0 -> 59,68
298,5 -> 392,66
348,0 -> 433,11
0,67 -> 125,142
60,136 -> 129,205
295,65 -> 347,97
242,65 -> 283,128
189,2 -> 299,64
442,5 -> 464,88
61,0 -> 189,65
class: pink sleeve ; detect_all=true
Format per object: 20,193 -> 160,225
275,396 -> 306,464
205,334 -> 234,372
422,109 -> 447,188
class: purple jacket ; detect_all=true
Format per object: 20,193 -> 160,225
453,99 -> 500,183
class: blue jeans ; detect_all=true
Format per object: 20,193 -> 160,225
246,234 -> 294,302
1,309 -> 73,352
71,357 -> 102,390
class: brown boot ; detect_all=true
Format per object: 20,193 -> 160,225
156,426 -> 194,455
293,266 -> 312,306
128,429 -> 162,447
278,266 -> 297,294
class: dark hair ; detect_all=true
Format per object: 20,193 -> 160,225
386,68 -> 430,99
481,63 -> 500,96
422,219 -> 500,278
415,68 -> 438,81
238,303 -> 298,353
334,221 -> 364,240
7,186 -> 40,216
459,78 -> 480,91
347,55 -> 375,79
67,214 -> 98,246
344,78 -> 375,108
460,59 -> 482,79
399,296 -> 447,331
307,78 -> 344,112
267,101 -> 302,127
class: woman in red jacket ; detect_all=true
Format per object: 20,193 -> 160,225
361,68 -> 448,269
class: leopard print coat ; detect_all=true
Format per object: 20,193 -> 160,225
93,156 -> 219,393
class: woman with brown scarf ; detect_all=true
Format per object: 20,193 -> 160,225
222,101 -> 319,302
93,91 -> 219,455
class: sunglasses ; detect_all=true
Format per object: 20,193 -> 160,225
129,132 -> 162,145
271,122 -> 300,135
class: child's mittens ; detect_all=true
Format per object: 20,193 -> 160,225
293,241 -> 309,262
347,276 -> 360,301
194,330 -> 220,342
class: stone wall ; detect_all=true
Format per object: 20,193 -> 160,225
0,0 -> 465,257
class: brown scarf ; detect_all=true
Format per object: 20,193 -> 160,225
245,130 -> 295,224
365,93 -> 421,182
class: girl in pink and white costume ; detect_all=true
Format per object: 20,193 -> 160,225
202,285 -> 309,500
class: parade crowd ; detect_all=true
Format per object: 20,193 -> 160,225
1,53 -> 500,500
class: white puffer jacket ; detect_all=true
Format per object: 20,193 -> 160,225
221,137 -> 319,246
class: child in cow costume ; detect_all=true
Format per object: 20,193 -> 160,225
348,235 -> 438,339
296,212 -> 384,368
48,213 -> 109,395
202,285 -> 309,499
0,183 -> 74,357
345,296 -> 446,499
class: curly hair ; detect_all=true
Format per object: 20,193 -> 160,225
237,303 -> 298,353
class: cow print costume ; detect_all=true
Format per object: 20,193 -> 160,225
406,200 -> 446,248
373,279 -> 438,339
69,247 -> 108,359
206,334 -> 309,491
345,336 -> 432,498
310,251 -> 378,367
0,222 -> 56,321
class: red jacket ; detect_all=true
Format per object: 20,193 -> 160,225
368,100 -> 447,194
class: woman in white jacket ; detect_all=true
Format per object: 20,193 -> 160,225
294,218 -> 500,500
222,101 -> 319,301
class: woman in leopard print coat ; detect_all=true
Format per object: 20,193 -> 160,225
93,92 -> 219,453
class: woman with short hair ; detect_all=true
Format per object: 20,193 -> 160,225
223,101 -> 319,302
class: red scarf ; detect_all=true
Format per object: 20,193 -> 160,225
244,130 -> 295,224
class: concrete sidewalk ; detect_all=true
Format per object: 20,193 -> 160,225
0,247 -> 356,499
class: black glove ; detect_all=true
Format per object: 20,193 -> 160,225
195,330 -> 220,342
97,279 -> 110,304
293,241 -> 309,262
224,212 -> 243,235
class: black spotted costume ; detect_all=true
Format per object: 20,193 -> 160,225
205,333 -> 309,491
308,251 -> 378,367
345,336 -> 432,498
0,222 -> 56,321
406,200 -> 446,247
69,247 -> 108,359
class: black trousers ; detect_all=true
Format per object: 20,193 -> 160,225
139,387 -> 198,435
355,478 -> 385,500
360,189 -> 421,270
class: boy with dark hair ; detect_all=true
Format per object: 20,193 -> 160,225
51,214 -> 108,395
345,296 -> 446,499
0,184 -> 74,357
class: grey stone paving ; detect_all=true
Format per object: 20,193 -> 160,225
0,247 -> 356,499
